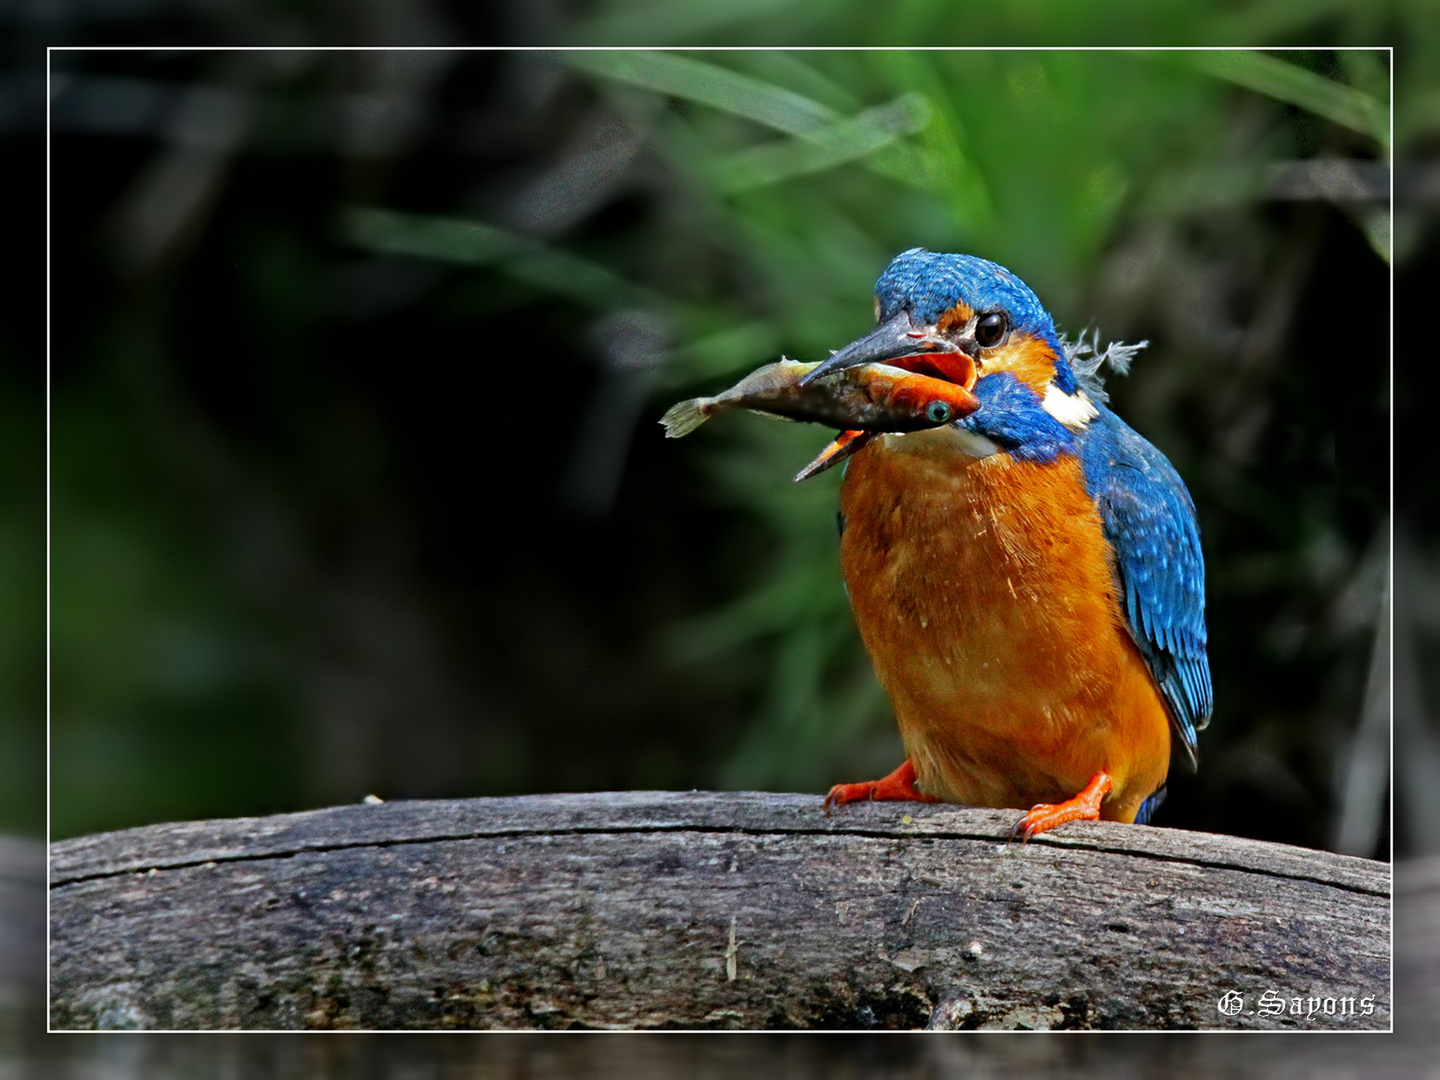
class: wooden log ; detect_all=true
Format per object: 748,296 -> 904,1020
49,791 -> 1390,1031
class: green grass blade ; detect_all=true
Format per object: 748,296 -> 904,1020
563,50 -> 836,136
569,51 -> 947,194
1176,50 -> 1388,145
339,206 -> 659,311
713,94 -> 930,192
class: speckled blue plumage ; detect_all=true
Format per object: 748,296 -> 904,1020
956,375 -> 1211,760
1077,405 -> 1212,761
960,372 -> 1076,463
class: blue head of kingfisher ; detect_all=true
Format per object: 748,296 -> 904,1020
811,248 -> 1212,839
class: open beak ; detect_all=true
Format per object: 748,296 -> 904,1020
800,312 -> 965,385
794,312 -> 980,483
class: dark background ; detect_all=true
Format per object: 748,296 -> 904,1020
39,46 -> 1394,857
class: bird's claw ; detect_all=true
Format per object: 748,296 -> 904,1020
822,759 -> 939,815
1009,804 -> 1054,842
1007,771 -> 1112,842
822,781 -> 878,815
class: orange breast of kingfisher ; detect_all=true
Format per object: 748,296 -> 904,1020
839,431 -> 1171,823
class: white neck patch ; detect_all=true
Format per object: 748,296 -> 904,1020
1041,384 -> 1098,432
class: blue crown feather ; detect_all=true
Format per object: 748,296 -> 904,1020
875,248 -> 1059,349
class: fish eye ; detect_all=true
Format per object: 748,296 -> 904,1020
926,401 -> 952,424
975,312 -> 1007,348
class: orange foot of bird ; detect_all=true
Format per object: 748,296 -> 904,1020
1010,770 -> 1113,841
823,759 -> 940,815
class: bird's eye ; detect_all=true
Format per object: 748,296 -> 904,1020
975,312 -> 1007,348
926,401 -> 953,424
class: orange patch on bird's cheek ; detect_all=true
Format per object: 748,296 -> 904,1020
980,333 -> 1057,394
935,302 -> 975,333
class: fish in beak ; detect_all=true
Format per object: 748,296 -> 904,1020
801,312 -> 972,388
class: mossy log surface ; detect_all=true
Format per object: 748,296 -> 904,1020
48,791 -> 1390,1031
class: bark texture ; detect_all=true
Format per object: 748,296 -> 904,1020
48,792 -> 1390,1031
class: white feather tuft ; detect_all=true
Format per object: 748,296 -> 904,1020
1061,328 -> 1147,405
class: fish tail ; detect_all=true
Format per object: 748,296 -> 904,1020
659,397 -> 710,438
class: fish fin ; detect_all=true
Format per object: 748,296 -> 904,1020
659,398 -> 709,438
795,430 -> 876,482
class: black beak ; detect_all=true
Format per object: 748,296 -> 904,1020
800,311 -> 962,385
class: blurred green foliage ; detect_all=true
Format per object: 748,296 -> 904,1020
43,39 -> 1404,855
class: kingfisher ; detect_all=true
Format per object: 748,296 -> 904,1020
807,248 -> 1210,839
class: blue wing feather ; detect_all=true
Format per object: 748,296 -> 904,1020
1077,406 -> 1211,766
1134,785 -> 1167,825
